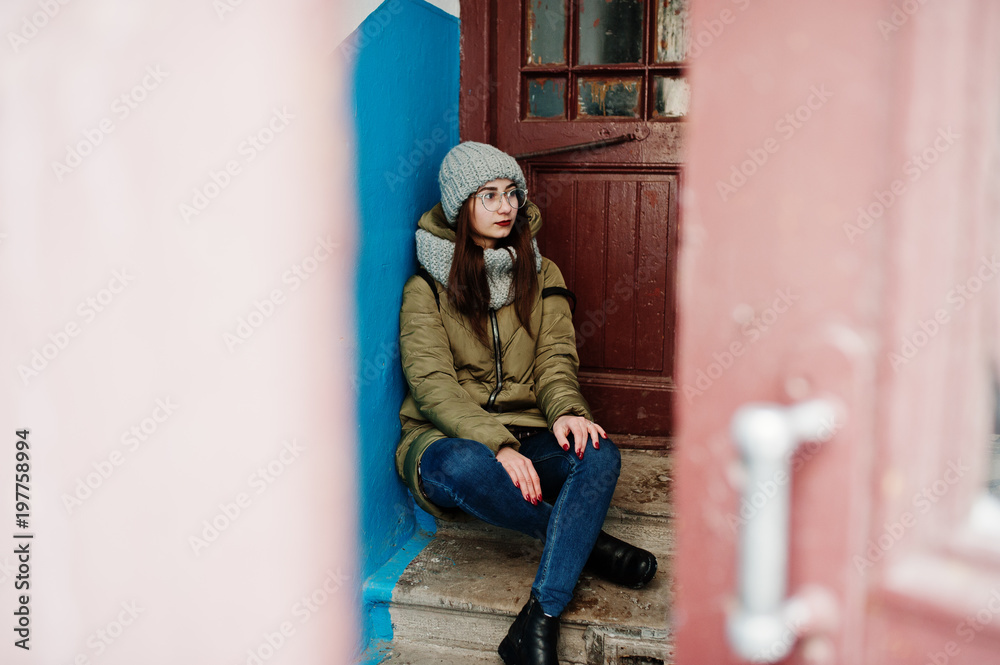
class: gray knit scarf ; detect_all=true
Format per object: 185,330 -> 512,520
415,229 -> 542,310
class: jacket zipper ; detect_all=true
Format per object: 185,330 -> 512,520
486,309 -> 503,411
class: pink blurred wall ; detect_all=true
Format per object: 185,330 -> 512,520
0,1 -> 359,663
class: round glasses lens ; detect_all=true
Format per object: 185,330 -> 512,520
481,193 -> 500,212
511,189 -> 527,208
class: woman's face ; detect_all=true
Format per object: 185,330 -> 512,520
469,178 -> 517,249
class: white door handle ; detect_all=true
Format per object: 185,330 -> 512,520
727,399 -> 837,662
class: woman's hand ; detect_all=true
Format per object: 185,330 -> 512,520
496,446 -> 543,504
552,414 -> 607,459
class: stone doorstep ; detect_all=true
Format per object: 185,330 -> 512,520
390,604 -> 672,665
382,641 -> 504,664
601,448 -> 673,520
389,528 -> 673,665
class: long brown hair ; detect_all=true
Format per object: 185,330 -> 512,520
447,196 -> 538,344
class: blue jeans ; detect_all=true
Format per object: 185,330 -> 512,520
419,431 -> 621,616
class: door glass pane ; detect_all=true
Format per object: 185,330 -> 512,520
526,0 -> 567,65
578,0 -> 645,65
656,0 -> 689,63
526,77 -> 567,118
578,77 -> 641,117
652,75 -> 690,118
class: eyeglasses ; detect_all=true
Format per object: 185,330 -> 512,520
475,188 -> 527,212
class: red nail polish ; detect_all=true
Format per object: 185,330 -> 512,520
595,442 -> 600,449
514,481 -> 520,488
562,444 -> 569,451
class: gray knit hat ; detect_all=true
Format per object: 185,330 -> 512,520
438,141 -> 527,225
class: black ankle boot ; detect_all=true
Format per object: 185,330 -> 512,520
497,593 -> 559,665
585,530 -> 657,589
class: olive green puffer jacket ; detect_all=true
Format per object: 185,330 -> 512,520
396,202 -> 592,520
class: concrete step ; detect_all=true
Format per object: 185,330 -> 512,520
385,449 -> 674,665
382,641 -> 503,664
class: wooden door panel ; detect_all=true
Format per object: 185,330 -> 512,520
533,170 -> 675,377
604,180 -> 639,371
567,176 -> 609,368
635,179 -> 672,371
532,168 -> 677,435
532,171 -> 578,282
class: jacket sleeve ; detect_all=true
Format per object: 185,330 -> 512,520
399,275 -> 520,453
532,260 -> 593,427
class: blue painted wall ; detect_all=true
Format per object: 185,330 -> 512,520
350,0 -> 459,653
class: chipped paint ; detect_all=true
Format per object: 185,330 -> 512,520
579,78 -> 641,117
527,77 -> 566,118
653,76 -> 690,118
656,0 -> 689,63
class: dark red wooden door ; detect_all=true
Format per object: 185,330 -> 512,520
460,0 -> 686,438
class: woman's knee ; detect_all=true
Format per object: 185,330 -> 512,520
600,435 -> 621,470
579,435 -> 621,478
420,438 -> 495,486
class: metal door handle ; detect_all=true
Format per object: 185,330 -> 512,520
513,127 -> 648,161
727,399 -> 836,662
